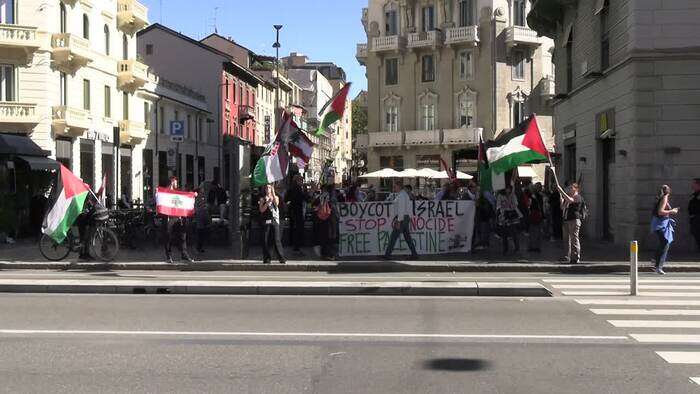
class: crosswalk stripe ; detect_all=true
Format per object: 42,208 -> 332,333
690,377 -> 700,386
630,334 -> 700,343
554,284 -> 700,290
545,279 -> 700,284
656,352 -> 700,364
565,291 -> 700,297
609,320 -> 700,328
590,309 -> 700,316
562,291 -> 630,296
577,299 -> 700,306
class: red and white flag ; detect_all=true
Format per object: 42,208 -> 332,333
156,187 -> 195,217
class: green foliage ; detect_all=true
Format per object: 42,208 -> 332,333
351,101 -> 368,135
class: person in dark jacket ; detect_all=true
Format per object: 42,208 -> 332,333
194,185 -> 210,253
285,175 -> 307,254
690,178 -> 700,251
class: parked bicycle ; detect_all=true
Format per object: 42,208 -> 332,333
39,204 -> 119,262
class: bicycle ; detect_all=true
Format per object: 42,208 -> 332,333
39,206 -> 120,262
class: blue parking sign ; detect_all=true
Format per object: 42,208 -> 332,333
170,121 -> 185,142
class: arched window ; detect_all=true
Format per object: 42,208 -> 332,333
82,14 -> 89,40
417,90 -> 438,131
382,93 -> 401,132
59,3 -> 67,33
104,25 -> 110,55
122,34 -> 128,60
455,87 -> 477,128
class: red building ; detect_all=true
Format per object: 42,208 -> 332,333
221,62 -> 261,145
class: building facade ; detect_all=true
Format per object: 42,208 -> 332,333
528,0 -> 700,249
1,0 -> 150,201
358,0 -> 555,186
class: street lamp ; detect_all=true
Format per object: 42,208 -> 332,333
272,24 -> 282,144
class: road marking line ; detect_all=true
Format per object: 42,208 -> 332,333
563,291 -> 630,296
565,291 -> 700,297
609,320 -> 700,328
0,329 -> 629,341
656,352 -> 700,364
690,377 -> 700,386
591,309 -> 700,316
630,334 -> 700,343
554,284 -> 700,290
545,279 -> 700,284
577,299 -> 700,306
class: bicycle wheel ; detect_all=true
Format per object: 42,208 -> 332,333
38,233 -> 72,261
91,227 -> 120,262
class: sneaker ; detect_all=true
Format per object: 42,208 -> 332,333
279,260 -> 287,264
182,255 -> 194,263
656,268 -> 666,275
560,256 -> 570,262
165,257 -> 174,264
263,259 -> 271,264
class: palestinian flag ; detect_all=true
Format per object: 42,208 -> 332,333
477,130 -> 493,192
486,115 -> 549,174
289,129 -> 314,163
316,82 -> 351,136
252,141 -> 289,187
42,164 -> 90,243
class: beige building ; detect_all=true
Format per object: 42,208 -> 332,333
357,0 -> 555,186
1,0 -> 150,201
529,0 -> 700,249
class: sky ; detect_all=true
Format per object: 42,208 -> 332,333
141,0 -> 368,97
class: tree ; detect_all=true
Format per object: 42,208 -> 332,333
351,100 -> 368,135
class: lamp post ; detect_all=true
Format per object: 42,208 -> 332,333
272,24 -> 282,145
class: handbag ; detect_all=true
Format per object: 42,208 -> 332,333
317,201 -> 332,221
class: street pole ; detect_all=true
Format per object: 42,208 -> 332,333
273,24 -> 282,145
630,240 -> 638,296
229,137 -> 241,257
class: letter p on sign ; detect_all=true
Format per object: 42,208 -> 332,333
170,121 -> 185,142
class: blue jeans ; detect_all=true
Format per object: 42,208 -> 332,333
655,230 -> 670,269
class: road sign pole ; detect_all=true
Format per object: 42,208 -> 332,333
630,240 -> 638,296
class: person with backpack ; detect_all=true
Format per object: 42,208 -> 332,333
651,185 -> 678,275
556,182 -> 585,264
496,185 -> 523,255
258,184 -> 286,264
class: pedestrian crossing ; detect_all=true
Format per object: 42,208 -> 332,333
545,277 -> 700,387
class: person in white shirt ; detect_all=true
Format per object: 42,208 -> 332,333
383,182 -> 419,260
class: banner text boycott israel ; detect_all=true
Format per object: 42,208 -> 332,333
337,201 -> 475,256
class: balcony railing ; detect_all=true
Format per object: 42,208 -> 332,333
52,106 -> 91,137
505,25 -> 541,49
356,43 -> 367,66
117,59 -> 148,92
540,76 -> 555,97
407,30 -> 443,49
0,24 -> 40,63
445,25 -> 479,46
238,105 -> 254,122
119,119 -> 148,145
51,33 -> 93,71
405,129 -> 441,145
369,131 -> 403,147
0,102 -> 39,126
371,35 -> 406,52
117,0 -> 148,34
442,128 -> 480,146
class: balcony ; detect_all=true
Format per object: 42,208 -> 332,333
356,43 -> 367,66
505,26 -> 541,49
117,59 -> 148,92
0,102 -> 40,130
354,134 -> 369,150
238,105 -> 254,123
119,120 -> 148,145
445,26 -> 479,46
540,76 -> 555,98
0,24 -> 41,64
407,30 -> 443,50
369,131 -> 403,147
117,0 -> 148,34
51,33 -> 93,72
52,106 -> 91,137
371,35 -> 406,53
443,128 -> 479,146
405,129 -> 441,146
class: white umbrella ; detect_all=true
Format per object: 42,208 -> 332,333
398,168 -> 420,178
416,168 -> 440,178
431,170 -> 474,180
359,168 -> 403,178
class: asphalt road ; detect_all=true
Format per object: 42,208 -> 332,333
1,292 -> 699,393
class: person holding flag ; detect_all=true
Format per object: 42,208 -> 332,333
158,176 -> 194,263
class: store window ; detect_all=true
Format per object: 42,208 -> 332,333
142,149 -> 153,202
158,151 -> 168,187
80,140 -> 95,189
102,142 -> 115,205
120,146 -> 132,199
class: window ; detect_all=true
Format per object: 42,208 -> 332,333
146,44 -> 153,55
122,92 -> 128,120
459,50 -> 473,80
186,155 -> 194,190
59,3 -> 66,33
385,58 -> 398,85
513,0 -> 526,26
59,72 -> 67,105
459,0 -> 475,27
566,29 -> 573,92
186,114 -> 192,139
385,9 -> 398,35
600,1 -> 610,70
512,50 -> 525,80
122,34 -> 128,60
82,14 -> 89,40
143,102 -> 150,129
385,104 -> 398,132
0,65 -> 15,101
421,5 -> 435,32
565,142 -> 576,183
158,106 -> 164,134
104,25 -> 110,55
197,117 -> 204,142
512,101 -> 524,127
80,140 -> 95,189
142,149 -> 153,202
421,55 -> 435,82
174,109 -> 179,121
104,85 -> 111,117
422,104 -> 435,130
1,0 -> 15,24
198,156 -> 205,184
458,93 -> 475,128
82,79 -> 90,111
225,79 -> 229,100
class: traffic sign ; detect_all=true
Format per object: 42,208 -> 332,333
170,121 -> 184,142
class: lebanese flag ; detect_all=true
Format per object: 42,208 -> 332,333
156,187 -> 195,217
486,115 -> 549,174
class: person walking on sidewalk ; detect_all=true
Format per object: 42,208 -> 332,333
259,184 -> 286,264
194,185 -> 210,254
689,179 -> 700,251
384,182 -> 419,260
285,175 -> 307,255
164,177 -> 194,264
652,185 -> 678,275
496,186 -> 522,255
556,182 -> 584,264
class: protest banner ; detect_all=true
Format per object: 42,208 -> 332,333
337,200 -> 475,256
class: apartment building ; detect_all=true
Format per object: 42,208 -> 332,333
1,0 -> 150,200
528,0 -> 700,248
357,0 -> 555,184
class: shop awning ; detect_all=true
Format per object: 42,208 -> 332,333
17,155 -> 60,171
0,133 -> 50,156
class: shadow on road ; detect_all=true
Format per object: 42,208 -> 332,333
424,358 -> 491,372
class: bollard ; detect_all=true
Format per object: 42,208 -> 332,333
630,240 -> 638,296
